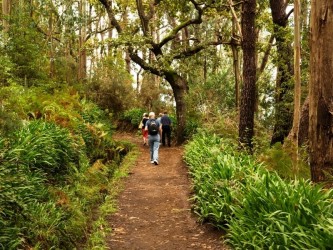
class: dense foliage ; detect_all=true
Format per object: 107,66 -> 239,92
1,0 -> 332,248
0,84 -> 131,249
184,131 -> 333,249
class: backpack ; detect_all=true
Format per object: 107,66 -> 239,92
148,119 -> 159,135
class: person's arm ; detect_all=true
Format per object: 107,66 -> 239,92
159,124 -> 162,137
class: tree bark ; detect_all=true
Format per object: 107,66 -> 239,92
239,0 -> 256,151
230,2 -> 241,109
298,96 -> 309,146
78,0 -> 87,81
2,0 -> 11,32
269,0 -> 294,146
289,0 -> 301,145
48,12 -> 55,78
165,73 -> 188,145
309,0 -> 333,183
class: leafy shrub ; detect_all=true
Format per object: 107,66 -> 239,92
118,108 -> 146,131
184,131 -> 333,249
122,108 -> 146,126
0,108 -> 22,135
0,53 -> 15,86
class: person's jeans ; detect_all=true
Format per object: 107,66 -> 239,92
148,135 -> 160,162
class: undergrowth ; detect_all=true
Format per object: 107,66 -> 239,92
184,130 -> 333,249
0,84 -> 133,249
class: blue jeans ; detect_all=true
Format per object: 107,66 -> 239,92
148,134 -> 160,162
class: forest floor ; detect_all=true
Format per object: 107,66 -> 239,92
107,132 -> 228,250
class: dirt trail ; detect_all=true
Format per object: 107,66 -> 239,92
108,133 -> 227,250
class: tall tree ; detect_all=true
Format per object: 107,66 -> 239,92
99,0 -> 227,144
309,0 -> 333,182
229,0 -> 242,109
238,0 -> 256,151
78,0 -> 88,81
2,0 -> 11,32
289,1 -> 301,144
269,0 -> 294,145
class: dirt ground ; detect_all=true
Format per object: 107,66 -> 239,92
107,133 -> 227,250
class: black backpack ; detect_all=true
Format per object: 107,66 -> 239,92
148,119 -> 159,135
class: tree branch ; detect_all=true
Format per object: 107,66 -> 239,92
257,34 -> 275,79
136,0 -> 150,36
99,0 -> 122,33
158,1 -> 203,49
228,0 -> 242,40
128,47 -> 163,76
286,8 -> 294,20
173,40 -> 229,60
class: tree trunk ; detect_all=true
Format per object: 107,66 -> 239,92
289,0 -> 301,145
239,0 -> 256,151
123,7 -> 131,73
309,0 -> 333,183
48,12 -> 55,78
269,0 -> 294,146
230,4 -> 241,109
2,0 -> 11,32
298,96 -> 309,146
78,0 -> 87,81
165,72 -> 188,145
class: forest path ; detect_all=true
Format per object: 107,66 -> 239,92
107,132 -> 227,250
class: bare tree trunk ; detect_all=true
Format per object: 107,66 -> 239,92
298,96 -> 309,146
151,8 -> 159,86
78,0 -> 87,81
231,13 -> 241,109
123,7 -> 131,73
288,0 -> 301,175
289,0 -> 301,145
2,0 -> 11,32
309,0 -> 333,183
239,0 -> 256,151
48,12 -> 55,78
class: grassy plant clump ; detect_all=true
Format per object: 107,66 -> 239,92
5,120 -> 80,179
184,130 -> 333,249
228,175 -> 333,249
184,130 -> 248,227
0,133 -> 75,249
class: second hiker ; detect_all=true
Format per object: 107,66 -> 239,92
145,112 -> 162,165
161,111 -> 172,147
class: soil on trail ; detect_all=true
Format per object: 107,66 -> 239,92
107,133 -> 227,250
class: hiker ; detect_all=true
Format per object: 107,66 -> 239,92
145,112 -> 162,165
141,113 -> 149,145
161,111 -> 172,147
156,113 -> 163,123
